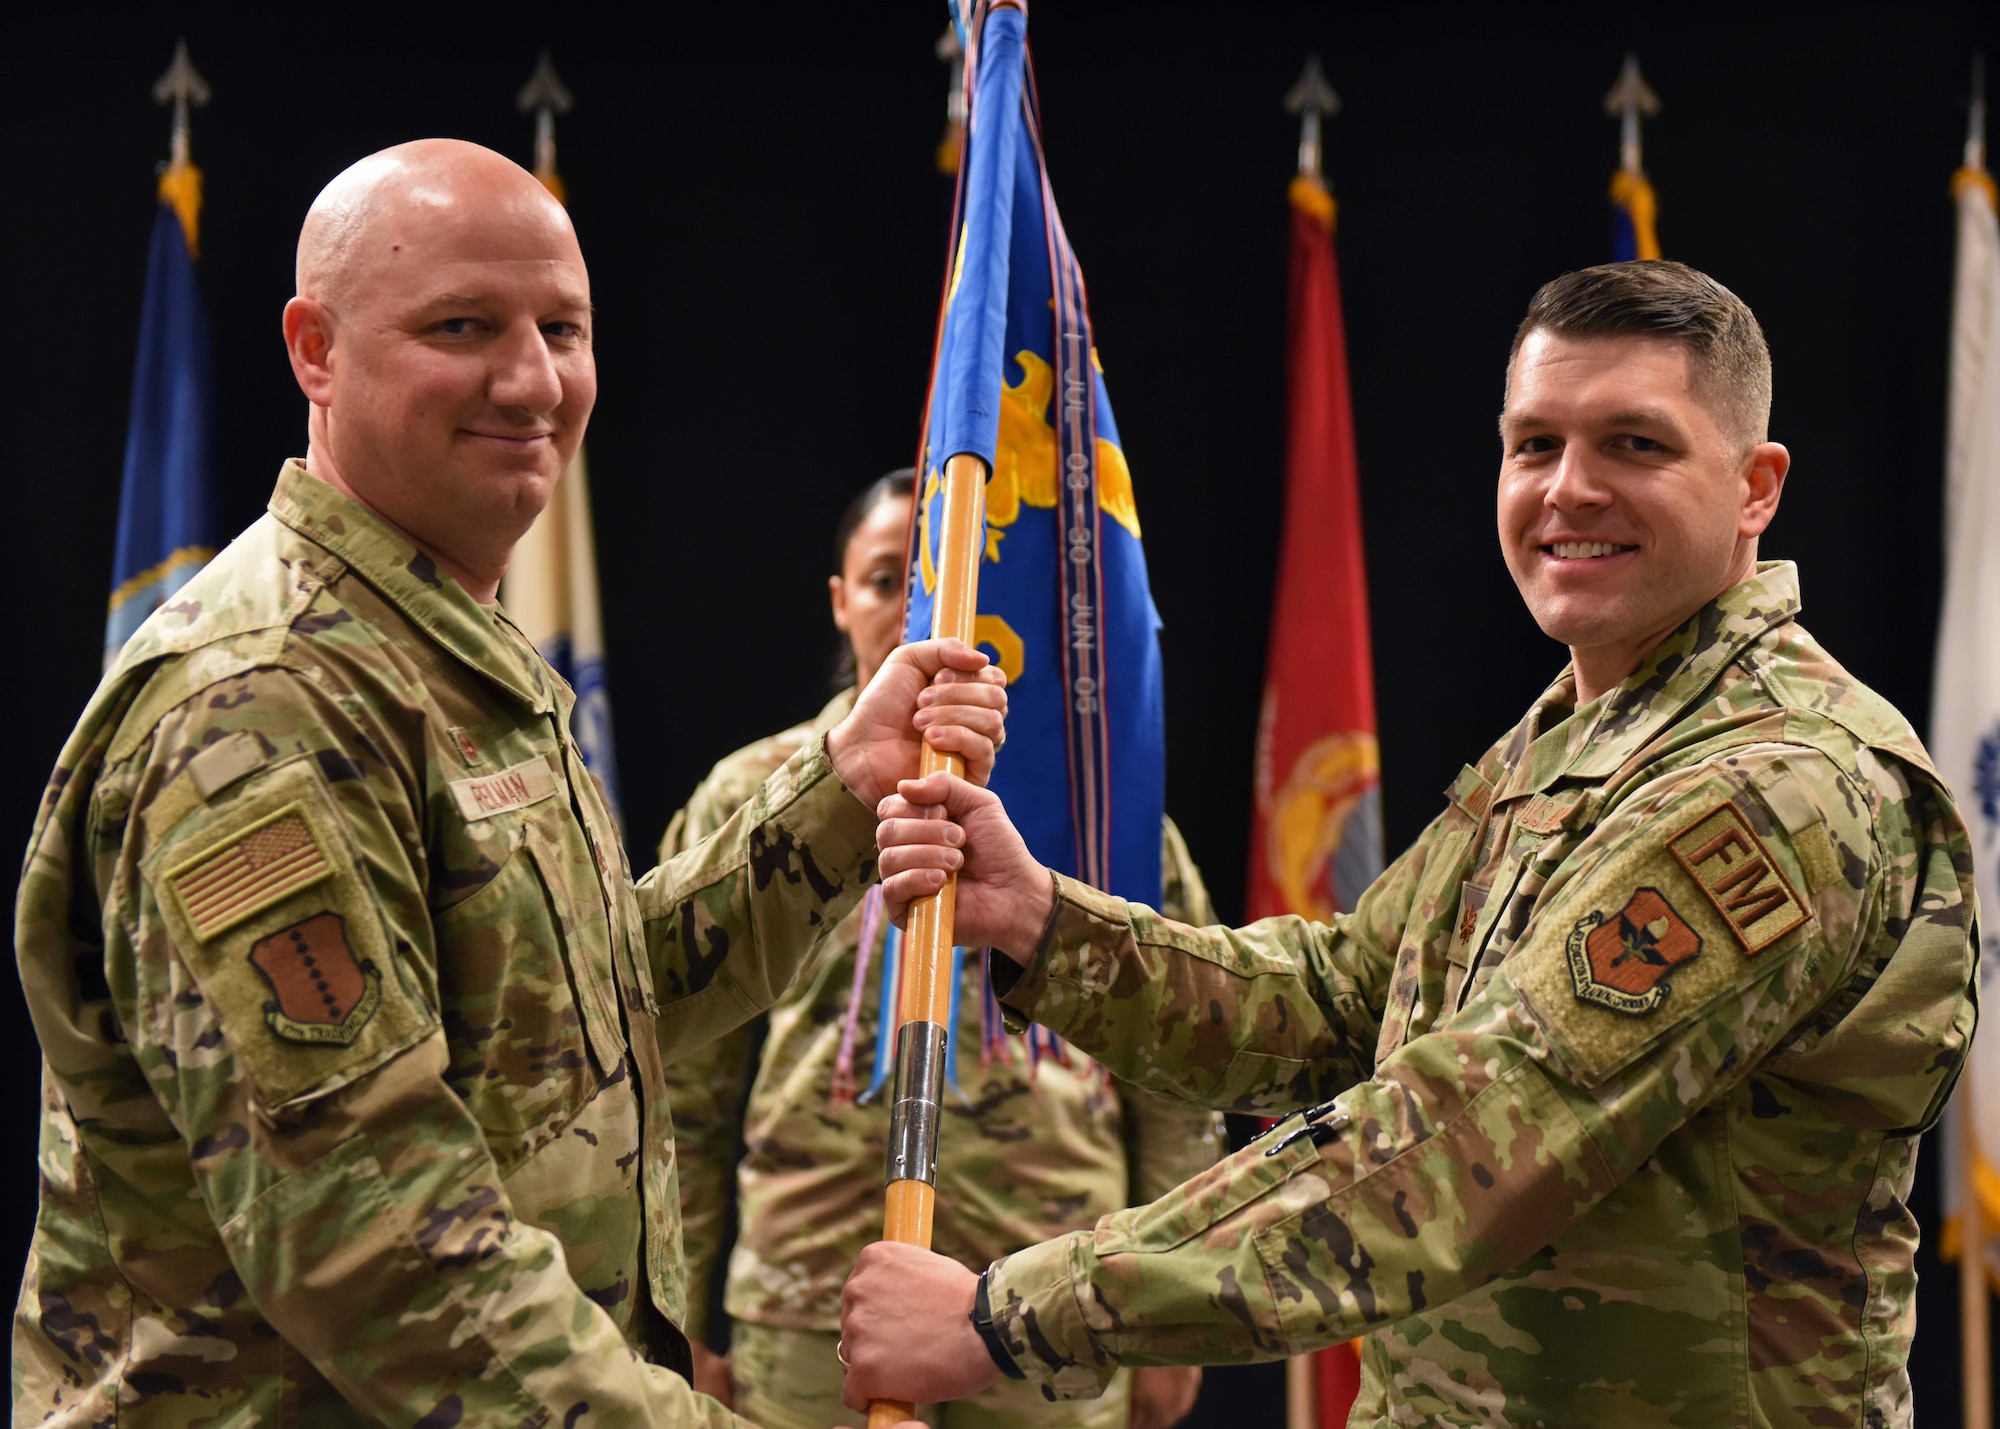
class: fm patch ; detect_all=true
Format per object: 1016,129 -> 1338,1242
167,805 -> 334,941
249,912 -> 382,1045
1667,803 -> 1809,954
1566,887 -> 1703,1016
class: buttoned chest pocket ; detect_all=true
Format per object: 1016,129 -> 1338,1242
431,821 -> 621,1168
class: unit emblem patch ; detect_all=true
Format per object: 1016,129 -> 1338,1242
249,912 -> 381,1045
1567,887 -> 1703,1016
1667,803 -> 1809,954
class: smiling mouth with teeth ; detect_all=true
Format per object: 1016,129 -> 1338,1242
1544,540 -> 1637,559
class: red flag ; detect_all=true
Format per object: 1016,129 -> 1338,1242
1248,174 -> 1383,927
1252,170 -> 1378,1429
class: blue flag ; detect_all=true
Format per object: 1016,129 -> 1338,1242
905,1 -> 1164,906
106,175 -> 217,665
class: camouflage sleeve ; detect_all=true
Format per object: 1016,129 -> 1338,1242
1119,816 -> 1226,1204
996,806 -> 1457,1114
661,1021 -> 758,1347
653,734 -> 832,1343
103,668 -> 758,1429
982,747 -> 1969,1398
636,733 -> 877,1066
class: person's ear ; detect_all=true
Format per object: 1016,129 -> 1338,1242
829,574 -> 850,634
283,298 -> 337,406
1739,441 -> 1789,539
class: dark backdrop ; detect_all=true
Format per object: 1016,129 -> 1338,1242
7,1 -> 1998,1421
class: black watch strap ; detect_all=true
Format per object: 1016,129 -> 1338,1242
969,1269 -> 1026,1379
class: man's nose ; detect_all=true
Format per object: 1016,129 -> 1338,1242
1545,446 -> 1611,511
487,321 -> 565,417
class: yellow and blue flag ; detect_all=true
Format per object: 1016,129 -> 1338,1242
1611,169 -> 1661,262
106,158 -> 216,665
904,0 -> 1164,907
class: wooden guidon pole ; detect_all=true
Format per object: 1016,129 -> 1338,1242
867,451 -> 987,1428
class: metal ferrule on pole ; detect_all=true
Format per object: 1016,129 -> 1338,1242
884,1020 -> 948,1186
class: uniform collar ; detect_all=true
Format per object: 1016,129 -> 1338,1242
1498,561 -> 1802,799
268,460 -> 551,711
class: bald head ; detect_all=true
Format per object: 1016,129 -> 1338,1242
297,139 -> 580,314
283,137 -> 596,604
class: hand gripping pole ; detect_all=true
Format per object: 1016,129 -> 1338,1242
867,451 -> 986,1428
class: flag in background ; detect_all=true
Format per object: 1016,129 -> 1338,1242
107,43 -> 217,667
1259,56 -> 1375,1429
500,55 -> 623,823
1605,54 -> 1662,262
1931,126 -> 2000,1295
904,0 -> 1165,909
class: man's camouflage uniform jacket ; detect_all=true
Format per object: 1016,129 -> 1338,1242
659,695 -> 1223,1349
979,563 -> 1977,1428
14,463 -> 879,1427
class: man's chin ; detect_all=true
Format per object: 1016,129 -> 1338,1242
1524,595 -> 1632,653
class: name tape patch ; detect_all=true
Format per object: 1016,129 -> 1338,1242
168,805 -> 334,941
448,757 -> 560,822
1667,803 -> 1809,954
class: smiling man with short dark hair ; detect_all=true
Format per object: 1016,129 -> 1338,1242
844,261 -> 1977,1427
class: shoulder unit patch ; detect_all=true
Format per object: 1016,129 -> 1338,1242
1566,887 -> 1704,1016
1667,803 -> 1809,954
249,912 -> 381,1045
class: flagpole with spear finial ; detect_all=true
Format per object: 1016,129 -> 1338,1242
1277,58 -> 1352,1429
151,39 -> 210,256
1959,51 -> 1992,1429
860,10 -> 996,1422
1604,53 -> 1661,261
936,23 -> 966,175
1283,52 -> 1339,193
517,50 -> 575,204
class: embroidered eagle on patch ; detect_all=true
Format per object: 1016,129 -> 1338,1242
1566,887 -> 1703,1016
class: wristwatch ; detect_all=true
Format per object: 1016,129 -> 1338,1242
969,1268 -> 1027,1379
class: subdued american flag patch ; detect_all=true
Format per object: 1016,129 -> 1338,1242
169,805 -> 334,941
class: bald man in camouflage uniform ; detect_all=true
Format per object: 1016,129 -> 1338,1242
13,140 -> 1003,1428
845,262 -> 1979,1427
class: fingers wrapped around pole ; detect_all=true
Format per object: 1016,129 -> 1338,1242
867,451 -> 987,1428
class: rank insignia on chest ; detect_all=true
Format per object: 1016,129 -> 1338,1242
1667,803 -> 1809,954
1566,888 -> 1703,1016
249,912 -> 382,1045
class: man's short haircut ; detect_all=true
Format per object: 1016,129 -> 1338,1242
1510,260 -> 1772,450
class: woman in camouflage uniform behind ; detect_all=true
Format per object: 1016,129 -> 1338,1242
662,472 -> 1222,1429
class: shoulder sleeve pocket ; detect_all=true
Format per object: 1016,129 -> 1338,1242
143,757 -> 435,1110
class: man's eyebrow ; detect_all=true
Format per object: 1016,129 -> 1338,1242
413,292 -> 595,315
1496,406 -> 1688,435
1600,407 -> 1684,431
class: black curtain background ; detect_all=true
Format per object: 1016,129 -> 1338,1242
7,1 -> 1999,1421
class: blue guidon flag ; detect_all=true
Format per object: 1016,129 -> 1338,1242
106,159 -> 217,667
904,0 -> 1165,910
